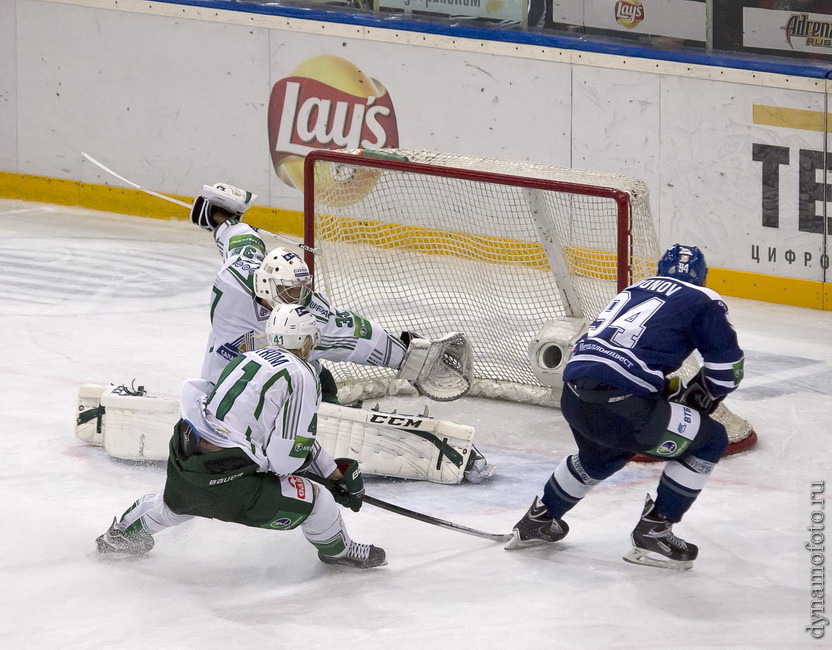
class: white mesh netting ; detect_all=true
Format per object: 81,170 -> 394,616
307,149 -> 755,452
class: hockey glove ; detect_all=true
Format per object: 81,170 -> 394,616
677,369 -> 723,415
329,458 -> 365,512
319,366 -> 340,405
662,375 -> 683,401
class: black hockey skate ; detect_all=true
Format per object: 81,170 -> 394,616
623,495 -> 698,570
96,518 -> 155,558
504,496 -> 569,550
318,542 -> 387,569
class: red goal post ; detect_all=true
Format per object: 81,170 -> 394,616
303,148 -> 756,457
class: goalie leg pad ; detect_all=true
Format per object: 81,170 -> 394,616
315,402 -> 482,484
76,384 -> 110,445
76,383 -> 180,461
101,389 -> 180,461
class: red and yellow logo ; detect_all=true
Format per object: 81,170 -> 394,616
614,0 -> 645,28
268,56 -> 400,194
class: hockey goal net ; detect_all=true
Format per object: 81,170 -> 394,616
303,148 -> 756,456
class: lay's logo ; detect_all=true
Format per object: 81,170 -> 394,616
614,0 -> 645,28
268,55 -> 400,193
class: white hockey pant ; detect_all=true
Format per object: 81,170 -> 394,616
120,493 -> 193,535
301,484 -> 352,556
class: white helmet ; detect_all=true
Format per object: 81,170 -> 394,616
254,248 -> 312,307
266,304 -> 320,359
190,182 -> 257,231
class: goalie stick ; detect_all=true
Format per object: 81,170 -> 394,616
308,475 -> 511,542
81,152 -> 318,254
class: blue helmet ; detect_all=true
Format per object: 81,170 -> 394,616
657,244 -> 708,286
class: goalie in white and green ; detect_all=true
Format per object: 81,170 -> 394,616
191,182 -> 486,483
194,181 -> 474,405
77,182 -> 488,484
96,303 -> 386,569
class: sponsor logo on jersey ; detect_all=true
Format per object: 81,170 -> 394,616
232,259 -> 255,273
656,435 -> 690,457
307,300 -> 329,318
732,359 -> 745,383
291,435 -> 315,459
677,406 -> 693,433
288,475 -> 307,499
657,441 -> 678,455
217,343 -> 241,361
268,517 -> 294,530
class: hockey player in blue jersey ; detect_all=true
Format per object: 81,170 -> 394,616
506,244 -> 744,569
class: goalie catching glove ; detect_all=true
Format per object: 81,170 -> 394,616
397,332 -> 474,402
326,458 -> 365,512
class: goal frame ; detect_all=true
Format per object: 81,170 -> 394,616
303,149 -> 637,293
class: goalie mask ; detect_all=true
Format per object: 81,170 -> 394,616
189,183 -> 257,231
254,248 -> 313,307
266,304 -> 320,359
658,243 -> 708,286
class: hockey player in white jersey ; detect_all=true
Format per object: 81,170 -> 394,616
506,244 -> 744,569
193,182 -> 473,404
96,303 -> 386,569
191,183 -> 471,401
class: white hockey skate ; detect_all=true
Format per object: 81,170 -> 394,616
318,541 -> 387,569
96,518 -> 155,558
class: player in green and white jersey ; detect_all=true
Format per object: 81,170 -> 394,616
190,183 -> 408,399
96,303 -> 386,569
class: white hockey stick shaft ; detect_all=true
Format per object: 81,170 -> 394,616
81,152 -> 318,254
81,152 -> 191,208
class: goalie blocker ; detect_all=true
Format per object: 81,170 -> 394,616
76,383 -> 492,484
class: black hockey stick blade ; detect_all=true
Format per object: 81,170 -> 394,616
363,494 -> 512,543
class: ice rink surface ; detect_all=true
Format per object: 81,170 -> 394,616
1,199 -> 830,649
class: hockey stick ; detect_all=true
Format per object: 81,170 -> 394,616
363,494 -> 512,543
81,152 -> 318,254
308,475 -> 511,543
82,152 -> 193,208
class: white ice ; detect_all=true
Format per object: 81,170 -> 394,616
1,199 -> 830,649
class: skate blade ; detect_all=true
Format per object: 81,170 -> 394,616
504,529 -> 557,551
622,546 -> 694,570
95,547 -> 152,561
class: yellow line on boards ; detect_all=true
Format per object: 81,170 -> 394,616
708,266 -> 830,311
0,171 -> 300,235
1,171 -> 829,310
752,104 -> 829,132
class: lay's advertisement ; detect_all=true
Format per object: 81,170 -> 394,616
3,1 -> 832,307
267,56 -> 400,193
